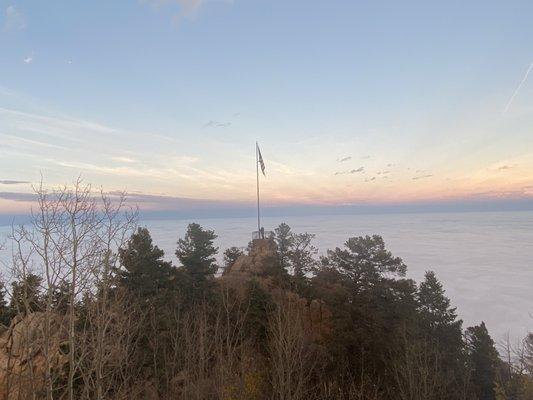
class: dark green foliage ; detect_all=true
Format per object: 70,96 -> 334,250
10,273 -> 43,314
414,271 -> 466,396
51,280 -> 72,314
273,223 -> 294,271
119,227 -> 181,300
0,281 -> 12,326
118,227 -> 186,393
176,223 -> 218,274
259,250 -> 291,289
244,279 -> 274,346
176,223 -> 218,299
309,235 -> 477,399
466,322 -> 500,400
324,235 -> 407,285
418,271 -> 459,327
272,223 -> 318,294
223,246 -> 244,271
289,232 -> 317,294
417,272 -> 464,364
525,334 -> 533,375
313,235 -> 418,387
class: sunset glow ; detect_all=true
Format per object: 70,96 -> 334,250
1,1 -> 533,216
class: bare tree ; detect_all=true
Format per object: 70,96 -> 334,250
389,330 -> 456,400
6,179 -> 137,400
268,295 -> 317,400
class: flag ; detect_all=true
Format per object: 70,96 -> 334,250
257,143 -> 266,176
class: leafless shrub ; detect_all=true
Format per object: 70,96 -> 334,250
267,295 -> 318,400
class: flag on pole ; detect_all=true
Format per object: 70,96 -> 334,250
257,143 -> 266,176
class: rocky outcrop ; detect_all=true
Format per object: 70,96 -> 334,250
223,238 -> 278,278
221,238 -> 333,342
0,312 -> 68,400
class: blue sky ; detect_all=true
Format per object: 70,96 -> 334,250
1,0 -> 533,216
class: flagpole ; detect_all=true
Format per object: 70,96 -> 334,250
256,142 -> 261,234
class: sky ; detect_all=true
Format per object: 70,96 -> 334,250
1,0 -> 533,218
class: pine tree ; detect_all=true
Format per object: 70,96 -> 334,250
175,223 -> 218,299
244,279 -> 274,346
467,322 -> 500,400
10,273 -> 43,315
325,235 -> 407,285
273,223 -> 294,272
418,271 -> 459,326
417,271 -> 463,348
51,280 -> 72,314
223,247 -> 244,271
417,271 -> 465,395
119,227 -> 179,299
288,232 -> 317,294
0,281 -> 12,326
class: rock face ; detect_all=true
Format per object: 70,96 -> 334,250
0,312 -> 68,400
221,238 -> 333,341
223,238 -> 278,278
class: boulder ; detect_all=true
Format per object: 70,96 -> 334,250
223,238 -> 278,278
0,312 -> 68,400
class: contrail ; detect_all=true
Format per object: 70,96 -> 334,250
503,62 -> 533,114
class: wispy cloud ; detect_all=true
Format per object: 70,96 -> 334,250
503,62 -> 533,114
106,190 -> 246,210
412,174 -> 433,180
0,180 -> 30,185
495,165 -> 513,171
3,5 -> 26,31
336,156 -> 352,162
23,56 -> 33,64
0,191 -> 35,202
0,133 -> 68,150
0,105 -> 253,198
110,156 -> 137,164
46,159 -> 165,179
203,120 -> 231,128
334,167 -> 364,176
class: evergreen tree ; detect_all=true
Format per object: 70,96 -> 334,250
418,271 -> 459,327
525,333 -> 533,376
118,227 -> 184,390
316,235 -> 416,389
467,322 -> 500,400
273,223 -> 294,272
417,271 -> 463,352
51,280 -> 72,313
288,232 -> 317,294
325,235 -> 407,285
119,227 -> 179,300
176,223 -> 218,299
10,273 -> 43,315
417,271 -> 465,395
244,279 -> 274,346
272,223 -> 318,293
0,281 -> 12,326
223,246 -> 244,271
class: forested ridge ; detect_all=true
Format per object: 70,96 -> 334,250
0,182 -> 531,400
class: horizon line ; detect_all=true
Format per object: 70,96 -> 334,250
0,198 -> 532,227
